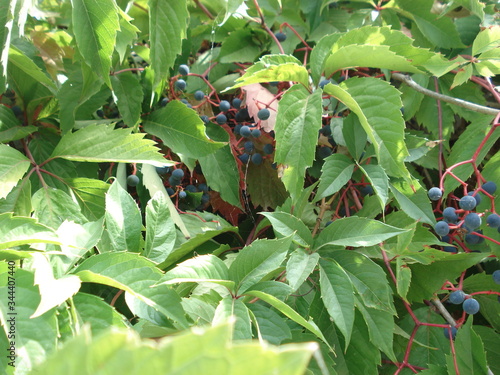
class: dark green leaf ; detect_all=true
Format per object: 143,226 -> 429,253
110,72 -> 143,129
315,154 -> 354,201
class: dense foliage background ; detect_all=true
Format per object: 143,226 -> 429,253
0,0 -> 499,374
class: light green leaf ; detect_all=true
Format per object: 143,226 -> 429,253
0,268 -> 58,374
389,179 -> 436,225
71,0 -> 119,87
324,78 -> 410,179
143,100 -> 226,159
229,55 -> 309,89
0,0 -> 15,93
310,33 -> 343,84
318,258 -> 355,346
445,316 -> 488,375
396,258 -> 411,302
0,105 -> 37,142
0,178 -> 31,217
149,0 -> 188,87
472,27 -> 500,55
64,178 -> 109,221
0,212 -> 61,249
286,249 -> 319,291
72,252 -> 188,328
314,217 -> 408,249
260,212 -> 313,247
358,164 -> 389,210
30,253 -> 81,318
8,46 -> 56,93
111,72 -> 143,129
451,63 -> 473,89
105,181 -> 142,252
0,144 -> 31,199
213,298 -> 252,340
32,187 -> 87,229
243,289 -> 331,351
331,250 -> 395,313
275,85 -> 322,201
51,123 -> 168,167
143,192 -> 176,263
315,154 -> 355,202
228,236 -> 293,294
115,10 -> 139,63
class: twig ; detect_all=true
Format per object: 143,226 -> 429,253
430,298 -> 456,326
194,0 -> 214,20
392,73 -> 500,116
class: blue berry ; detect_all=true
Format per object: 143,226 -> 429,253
179,191 -> 187,199
275,32 -> 287,42
463,298 -> 480,314
320,126 -> 332,136
434,221 -> 450,236
156,166 -> 170,175
194,90 -> 205,101
200,115 -> 210,123
468,191 -> 482,205
160,98 -> 169,107
493,270 -> 500,285
319,79 -> 331,89
257,108 -> 270,120
251,128 -> 261,138
263,144 -> 274,155
178,64 -> 189,75
464,213 -> 481,230
361,186 -> 374,196
481,181 -> 497,195
175,79 -> 187,91
443,326 -> 458,340
318,147 -> 332,159
465,230 -> 484,245
487,213 -> 500,228
443,207 -> 458,223
201,193 -> 210,204
251,153 -> 263,165
449,290 -> 465,304
459,195 -> 476,211
428,187 -> 443,201
219,100 -> 231,112
216,114 -> 227,125
325,221 -> 333,227
233,124 -> 242,135
198,183 -> 208,193
443,246 -> 457,253
235,108 -> 249,122
185,185 -> 198,193
244,141 -> 254,153
171,169 -> 184,179
127,175 -> 139,187
239,153 -> 250,164
166,188 -> 175,196
240,125 -> 252,138
11,106 -> 22,116
168,176 -> 180,187
232,98 -> 242,109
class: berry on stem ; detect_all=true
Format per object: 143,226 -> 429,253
216,114 -> 227,125
487,213 -> 500,228
493,270 -> 500,284
194,90 -> 205,101
251,128 -> 261,138
459,195 -> 476,211
127,175 -> 139,187
443,207 -> 458,223
463,298 -> 480,314
275,32 -> 287,42
251,153 -> 263,165
443,326 -> 458,340
258,108 -> 270,120
232,98 -> 242,109
175,79 -> 187,91
428,187 -> 442,201
464,213 -> 481,230
172,169 -> 184,179
219,100 -> 231,112
449,290 -> 465,304
178,64 -> 189,75
481,181 -> 497,195
434,221 -> 450,236
240,125 -> 252,138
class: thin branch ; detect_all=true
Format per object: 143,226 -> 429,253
392,73 -> 500,116
193,0 -> 214,20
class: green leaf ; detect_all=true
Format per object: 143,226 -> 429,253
315,154 -> 355,202
32,187 -> 87,229
73,292 -> 129,334
64,178 -> 109,221
246,158 -> 288,210
30,253 -> 81,318
0,212 -> 61,249
213,298 -> 252,340
229,55 -> 309,89
105,181 -> 142,252
274,85 -> 322,201
286,249 -> 319,291
0,0 -> 15,93
71,0 -> 119,87
8,46 -> 56,93
0,144 -> 31,199
314,217 -> 408,249
0,179 -> 31,217
324,77 -> 410,179
51,123 -> 168,167
445,316 -> 488,375
330,250 -> 395,313
396,258 -> 411,302
160,254 -> 234,290
0,105 -> 37,142
149,0 -> 188,87
260,211 -> 313,247
310,33 -> 343,85
0,268 -> 58,373
474,326 -> 500,375
472,27 -> 500,55
228,236 -> 293,295
354,296 -> 396,361
318,258 -> 355,347
143,100 -> 226,159
248,303 -> 292,345
72,252 -> 188,328
198,144 -> 242,208
143,192 -> 176,263
243,289 -> 331,351
219,29 -> 262,64
389,179 -> 436,225
358,164 -> 389,210
110,72 -> 143,129
406,252 -> 485,302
